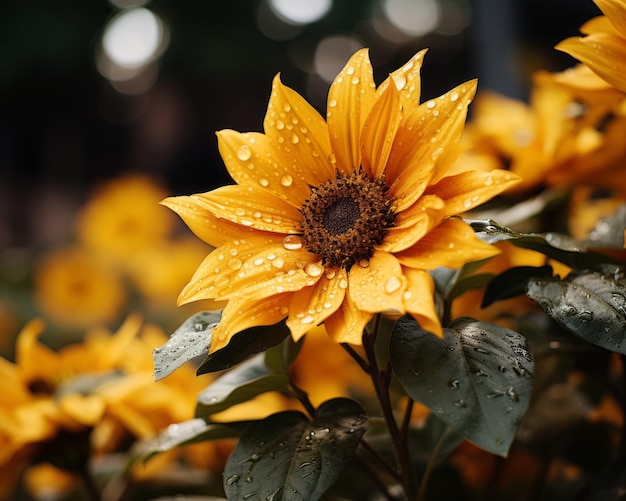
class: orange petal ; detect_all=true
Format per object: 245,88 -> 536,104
387,80 -> 478,209
179,240 -> 321,303
395,218 -> 500,270
286,267 -> 347,342
324,290 -> 372,345
264,74 -> 334,184
348,251 -> 407,313
210,293 -> 293,353
402,268 -> 443,338
327,48 -> 376,175
556,33 -> 626,93
161,195 -> 266,247
379,195 -> 446,253
217,130 -> 311,207
58,394 -> 106,426
361,81 -> 402,179
378,49 -> 428,110
424,169 -> 520,216
192,186 -> 302,234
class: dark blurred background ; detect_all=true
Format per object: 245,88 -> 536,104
0,0 -> 601,250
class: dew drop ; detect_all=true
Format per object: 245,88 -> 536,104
351,77 -> 360,85
258,178 -> 269,187
338,279 -> 348,289
384,276 -> 402,294
301,315 -> 314,324
291,133 -> 299,144
226,474 -> 240,485
305,263 -> 323,277
449,91 -> 459,102
280,174 -> 293,187
426,99 -> 436,109
276,119 -> 285,130
283,235 -> 304,250
358,258 -> 370,268
449,379 -> 461,390
237,145 -> 252,161
253,258 -> 264,266
328,99 -> 337,108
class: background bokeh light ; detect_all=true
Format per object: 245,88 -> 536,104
0,0 -> 602,336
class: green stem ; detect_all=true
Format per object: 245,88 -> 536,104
341,342 -> 370,373
363,317 -> 418,500
289,380 -> 317,417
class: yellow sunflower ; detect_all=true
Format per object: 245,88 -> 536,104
556,0 -> 626,93
163,48 -> 519,352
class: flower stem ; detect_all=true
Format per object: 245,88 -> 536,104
416,426 -> 453,501
363,318 -> 418,500
79,464 -> 102,501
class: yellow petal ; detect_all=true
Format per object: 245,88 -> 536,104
361,80 -> 402,179
15,319 -> 62,383
556,33 -> 626,93
396,218 -> 500,270
379,195 -> 446,253
348,251 -> 407,313
192,186 -> 301,234
402,268 -> 443,338
424,169 -> 520,216
580,14 -> 619,35
264,74 -> 334,184
387,80 -> 478,209
378,49 -> 428,110
324,289 -> 372,345
58,394 -> 106,426
217,130 -> 312,207
184,244 -> 322,303
210,293 -> 293,353
286,266 -> 347,342
161,195 -> 263,247
595,0 -> 626,35
327,48 -> 376,175
178,238 -> 280,303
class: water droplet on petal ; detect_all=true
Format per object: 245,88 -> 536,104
328,99 -> 337,107
358,258 -> 370,268
258,178 -> 269,187
301,315 -> 314,324
449,91 -> 459,102
384,276 -> 402,294
237,145 -> 252,161
283,235 -> 304,250
426,100 -> 436,109
280,174 -> 293,187
305,263 -> 323,277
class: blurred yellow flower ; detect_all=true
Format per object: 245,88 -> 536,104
163,48 -> 518,352
460,65 -> 626,194
34,246 -> 126,329
0,315 -> 217,499
556,0 -> 626,93
77,173 -> 176,266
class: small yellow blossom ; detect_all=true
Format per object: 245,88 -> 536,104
163,48 -> 518,352
34,246 -> 126,329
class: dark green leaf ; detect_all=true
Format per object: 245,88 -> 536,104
481,265 -> 553,307
153,311 -> 222,381
196,353 -> 291,417
264,336 -> 304,375
390,316 -> 534,457
526,265 -> 626,354
223,398 -> 368,501
133,418 -> 248,463
466,219 -> 616,268
449,273 -> 495,302
197,320 -> 291,375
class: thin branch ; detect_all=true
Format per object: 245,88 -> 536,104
400,398 -> 414,440
341,342 -> 370,373
359,438 -> 402,482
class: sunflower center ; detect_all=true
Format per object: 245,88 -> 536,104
300,169 -> 396,268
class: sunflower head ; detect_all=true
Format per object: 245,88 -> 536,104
163,48 -> 519,352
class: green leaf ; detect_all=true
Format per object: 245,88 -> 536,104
223,398 -> 368,501
197,320 -> 291,375
133,418 -> 248,463
389,316 -> 534,457
466,219 -> 616,268
196,353 -> 291,417
264,336 -> 304,375
481,265 -> 554,307
153,311 -> 222,381
526,265 -> 626,354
